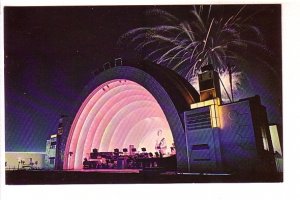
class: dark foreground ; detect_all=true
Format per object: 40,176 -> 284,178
6,169 -> 283,184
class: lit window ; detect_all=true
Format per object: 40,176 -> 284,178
50,158 -> 55,165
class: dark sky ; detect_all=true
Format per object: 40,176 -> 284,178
4,5 -> 281,152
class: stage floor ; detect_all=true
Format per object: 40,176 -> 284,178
5,169 -> 283,185
73,169 -> 141,173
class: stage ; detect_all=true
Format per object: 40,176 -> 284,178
72,169 -> 141,173
5,169 -> 282,185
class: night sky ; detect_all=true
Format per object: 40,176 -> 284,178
4,5 -> 281,152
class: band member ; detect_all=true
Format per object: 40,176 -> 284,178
155,130 -> 167,156
171,143 -> 176,155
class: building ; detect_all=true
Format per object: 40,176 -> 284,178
183,67 -> 277,174
5,152 -> 45,170
45,115 -> 69,170
44,134 -> 58,169
50,60 -> 281,175
185,96 -> 277,174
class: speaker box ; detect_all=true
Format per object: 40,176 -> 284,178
198,71 -> 221,102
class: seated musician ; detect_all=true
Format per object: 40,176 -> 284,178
101,156 -> 107,168
83,158 -> 89,169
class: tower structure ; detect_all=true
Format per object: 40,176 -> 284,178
184,65 -> 276,174
198,64 -> 221,102
45,115 -> 68,170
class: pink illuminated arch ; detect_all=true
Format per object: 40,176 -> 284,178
64,79 -> 174,169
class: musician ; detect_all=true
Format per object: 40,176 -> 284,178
83,158 -> 89,169
101,156 -> 107,168
171,143 -> 176,155
155,138 -> 167,156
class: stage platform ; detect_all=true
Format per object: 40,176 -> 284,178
5,170 -> 283,185
73,169 -> 141,173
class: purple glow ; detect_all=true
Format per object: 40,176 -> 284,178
64,80 -> 174,169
